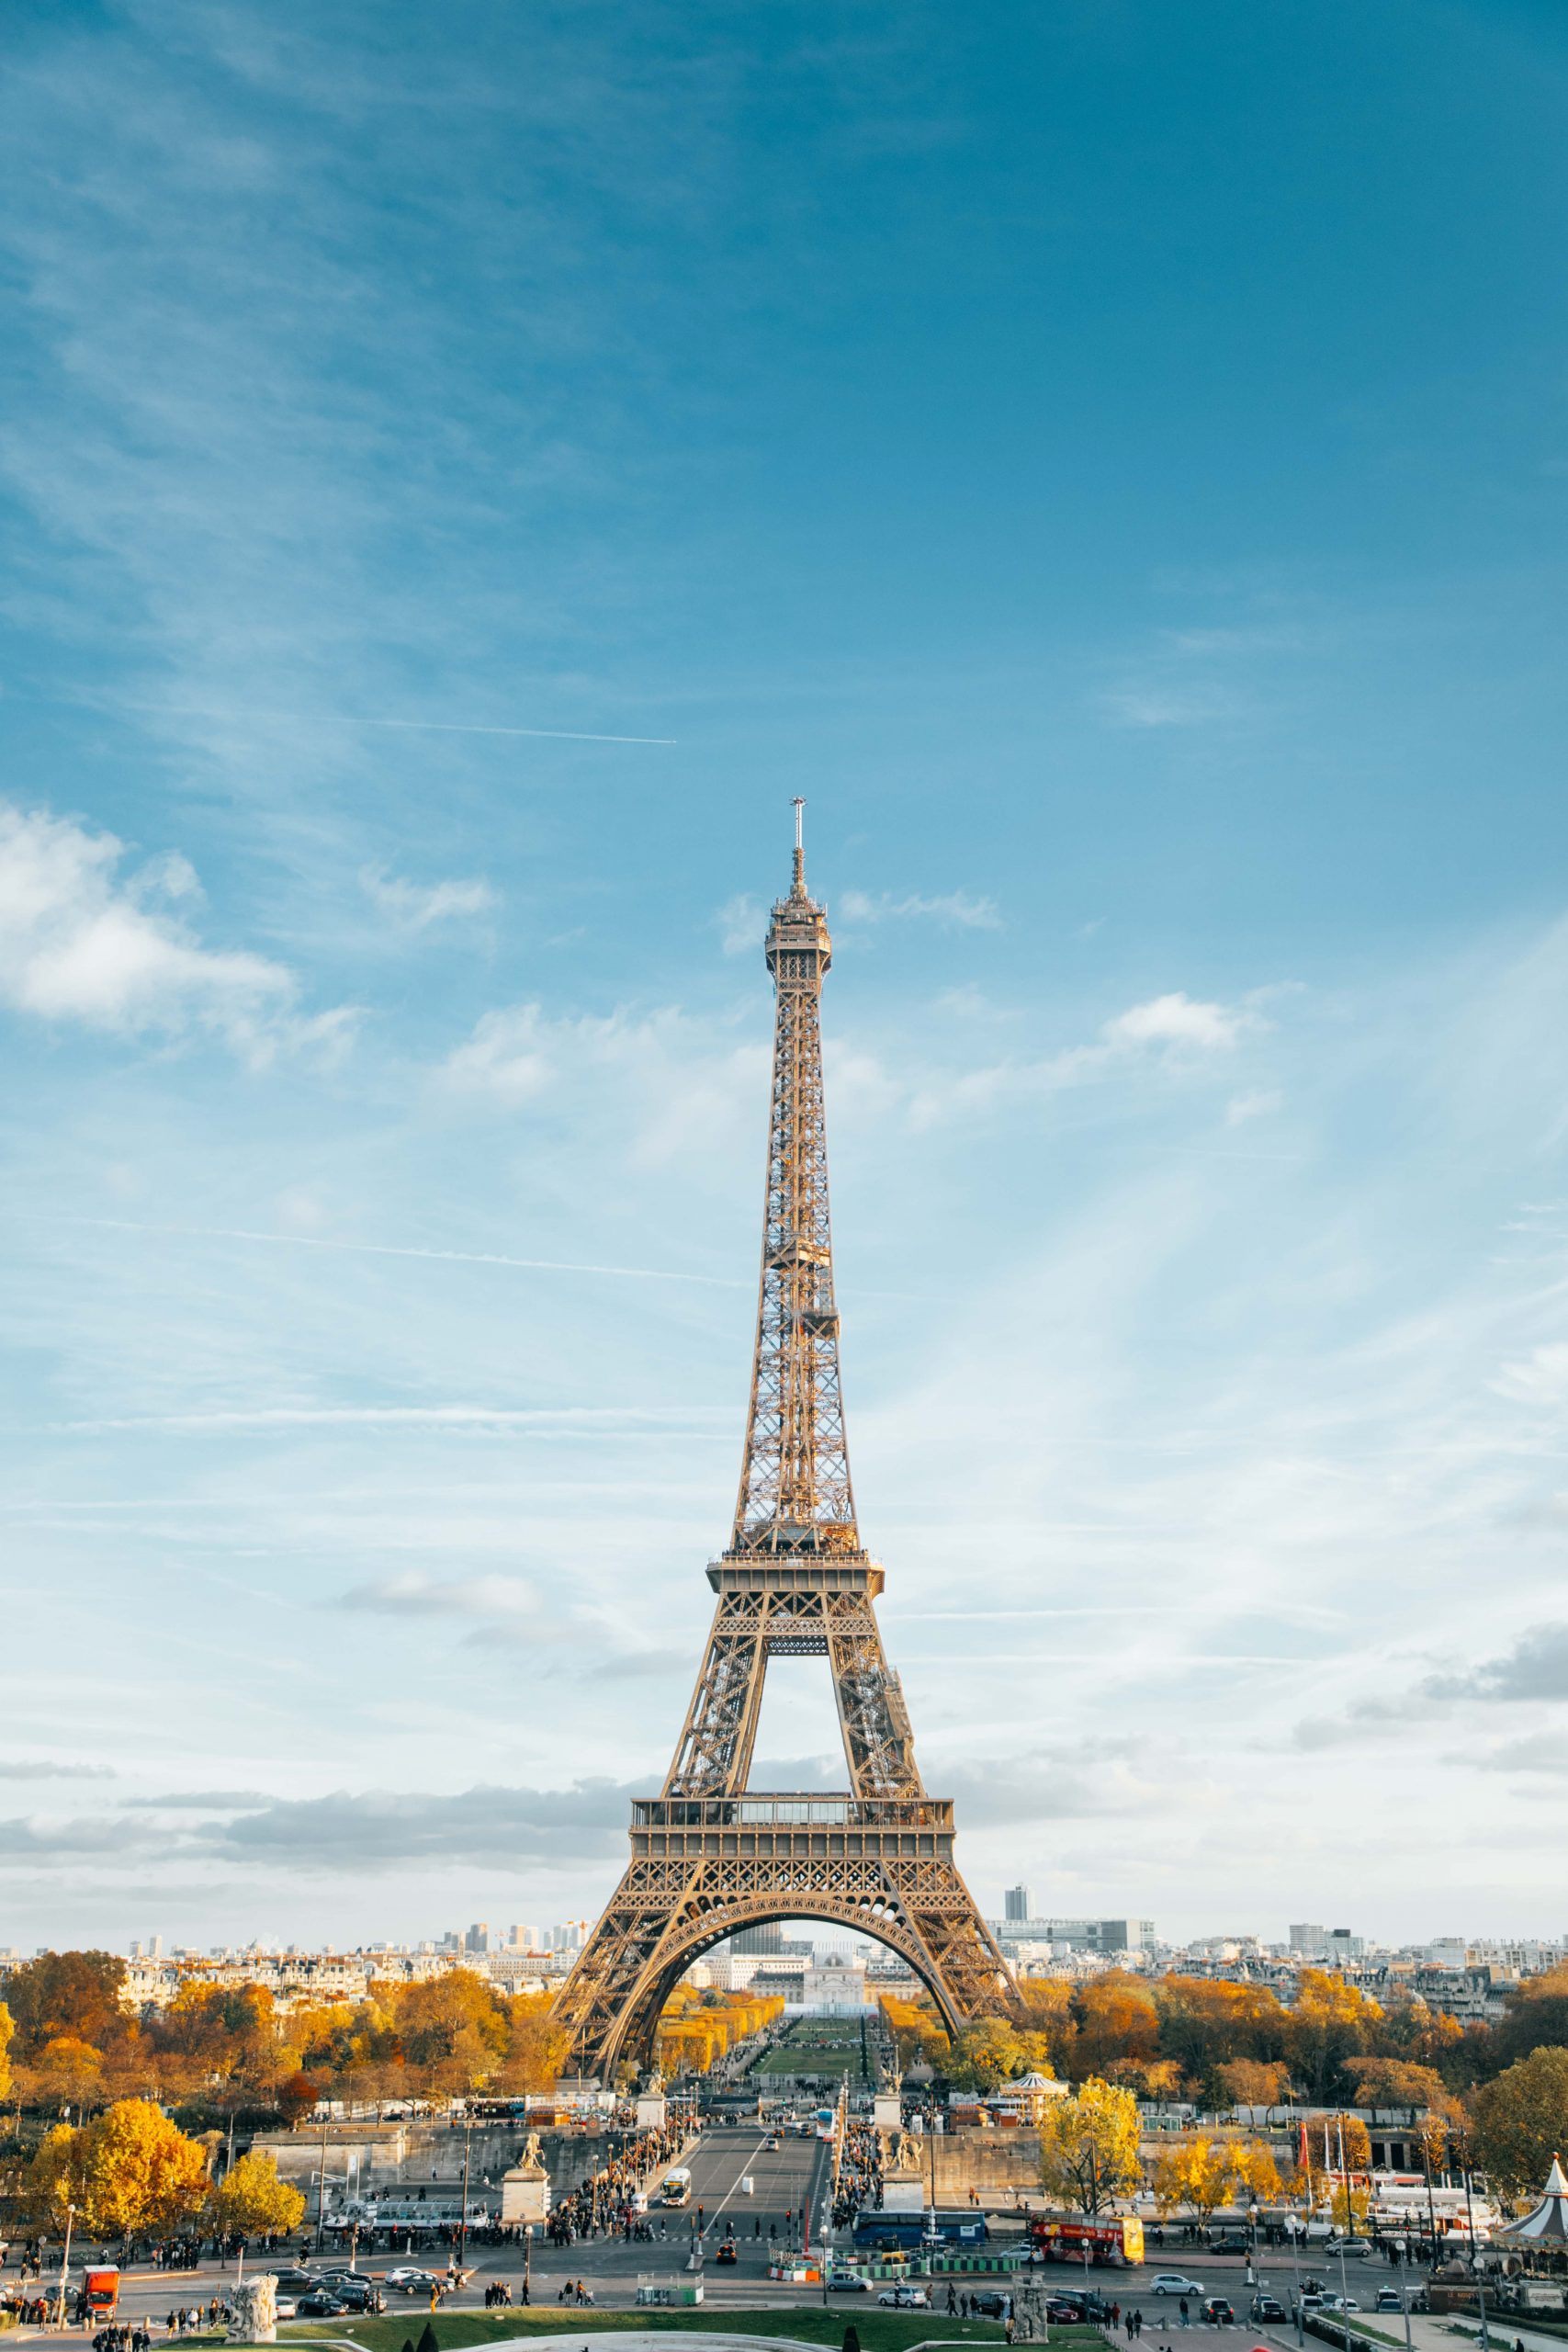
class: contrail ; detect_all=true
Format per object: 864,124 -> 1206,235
14,691 -> 676,747
29,1215 -> 744,1288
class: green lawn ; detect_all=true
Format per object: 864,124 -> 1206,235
282,2309 -> 1103,2352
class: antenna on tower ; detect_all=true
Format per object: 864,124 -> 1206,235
792,797 -> 806,891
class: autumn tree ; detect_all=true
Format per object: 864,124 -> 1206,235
1230,2142 -> 1283,2202
1072,1975 -> 1160,2081
0,2001 -> 13,2099
1152,2137 -> 1235,2222
209,2151 -> 306,2239
1494,1966 -> 1568,2070
1344,2057 -> 1457,2115
84,2100 -> 209,2238
1216,2059 -> 1290,2110
1469,2047 -> 1568,2201
879,1995 -> 947,2073
497,1995 -> 571,2094
945,2017 -> 1055,2092
392,1970 -> 507,2095
1016,1981 -> 1077,2074
22,2033 -> 105,2112
1038,2077 -> 1142,2214
1156,1979 -> 1287,2094
3,1952 -> 128,2056
1287,1973 -> 1383,2103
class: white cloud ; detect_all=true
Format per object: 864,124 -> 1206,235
358,865 -> 495,929
716,894 -> 766,956
0,800 -> 348,1061
1226,1088 -> 1283,1125
1102,991 -> 1254,1051
840,888 -> 1001,931
443,1003 -> 553,1101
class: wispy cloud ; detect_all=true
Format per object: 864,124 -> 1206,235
338,1570 -> 541,1619
840,888 -> 1001,931
358,865 -> 495,930
716,895 -> 766,956
0,1759 -> 117,1781
47,1404 -> 731,1436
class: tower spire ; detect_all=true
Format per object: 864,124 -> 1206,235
731,807 -> 855,1555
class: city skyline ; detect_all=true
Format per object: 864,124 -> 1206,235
4,0 -> 1568,1949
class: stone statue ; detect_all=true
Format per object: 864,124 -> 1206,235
231,2274 -> 277,2344
518,2131 -> 545,2174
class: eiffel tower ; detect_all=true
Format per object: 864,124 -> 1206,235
553,807 -> 1016,2078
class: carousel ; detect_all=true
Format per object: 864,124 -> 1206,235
1493,2155 -> 1568,2309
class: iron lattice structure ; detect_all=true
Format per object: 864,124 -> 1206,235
553,812 -> 1016,2077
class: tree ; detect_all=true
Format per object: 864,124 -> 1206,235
392,1970 -> 507,2094
1151,2137 -> 1235,2222
209,2151 -> 306,2239
1343,2057 -> 1456,2115
1072,1975 -> 1160,2081
496,1995 -> 570,2095
3,1952 -> 128,2056
1287,1973 -> 1383,2104
0,2001 -> 13,2099
81,2099 -> 209,2238
1156,1980 -> 1288,2093
946,2018 -> 1028,2092
1230,2142 -> 1283,2203
18,2123 -> 88,2231
1469,2046 -> 1568,2201
1328,2180 -> 1371,2233
24,2034 -> 105,2111
1494,1967 -> 1568,2070
1216,2059 -> 1289,2110
1038,2077 -> 1142,2215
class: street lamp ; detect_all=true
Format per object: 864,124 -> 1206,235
53,2199 -> 77,2330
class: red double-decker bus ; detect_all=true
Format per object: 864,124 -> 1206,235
1029,2216 -> 1145,2267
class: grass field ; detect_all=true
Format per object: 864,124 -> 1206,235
752,2019 -> 872,2084
285,2312 -> 1100,2352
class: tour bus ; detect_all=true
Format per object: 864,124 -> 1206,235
1028,2214 -> 1145,2267
661,2167 -> 693,2207
815,2108 -> 837,2142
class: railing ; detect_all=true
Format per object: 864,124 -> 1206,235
632,1793 -> 953,1830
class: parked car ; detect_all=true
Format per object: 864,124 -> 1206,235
1250,2295 -> 1288,2322
1337,2239 -> 1374,2258
878,2285 -> 931,2308
1152,2276 -> 1207,2298
968,2291 -> 1013,2320
1048,2290 -> 1110,2323
330,2278 -> 385,2312
828,2271 -> 870,2293
1201,2299 -> 1235,2326
1319,2293 -> 1360,2313
272,2300 -> 298,2322
296,2291 -> 349,2318
272,2269 -> 318,2294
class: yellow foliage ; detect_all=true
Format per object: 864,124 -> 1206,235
0,2002 -> 12,2100
1038,2076 -> 1142,2215
209,2150 -> 306,2238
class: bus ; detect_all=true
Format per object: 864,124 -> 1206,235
815,2109 -> 836,2142
852,2212 -> 988,2252
1029,2215 -> 1145,2267
661,2167 -> 693,2207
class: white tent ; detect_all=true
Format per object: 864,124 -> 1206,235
1495,2155 -> 1568,2247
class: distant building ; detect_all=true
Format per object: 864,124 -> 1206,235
1004,1884 -> 1032,1922
731,1923 -> 784,1955
988,1915 -> 1154,1956
803,1953 -> 870,2013
1290,1923 -> 1328,1959
466,1922 -> 491,1954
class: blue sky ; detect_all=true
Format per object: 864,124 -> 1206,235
3,0 -> 1568,1954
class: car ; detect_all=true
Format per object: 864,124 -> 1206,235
385,2267 -> 442,2293
331,2278 -> 385,2312
828,2272 -> 871,2293
763,2134 -> 781,2151
1250,2296 -> 1287,2322
1337,2239 -> 1374,2258
716,2241 -> 738,2267
296,2291 -> 349,2318
1375,2289 -> 1406,2312
1047,2290 -> 1110,2323
272,2300 -> 299,2322
272,2269 -> 318,2293
1047,2301 -> 1093,2324
1152,2276 -> 1207,2298
1319,2294 -> 1360,2313
968,2291 -> 1013,2320
878,2286 -> 931,2309
1300,2290 -> 1327,2310
1201,2299 -> 1235,2326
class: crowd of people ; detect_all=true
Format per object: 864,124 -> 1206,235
543,2112 -> 694,2247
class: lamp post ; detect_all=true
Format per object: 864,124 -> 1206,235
53,2200 -> 76,2330
459,2116 -> 472,2273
